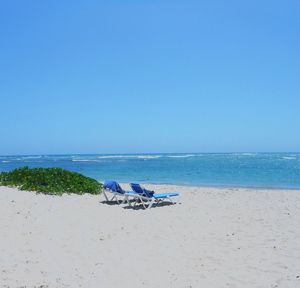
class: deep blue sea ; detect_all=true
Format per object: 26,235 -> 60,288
1,153 -> 300,189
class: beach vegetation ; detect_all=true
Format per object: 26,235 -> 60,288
0,167 -> 102,195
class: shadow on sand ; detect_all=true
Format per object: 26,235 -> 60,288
122,201 -> 175,210
99,199 -> 136,206
100,200 -> 177,210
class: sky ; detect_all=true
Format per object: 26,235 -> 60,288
0,0 -> 299,155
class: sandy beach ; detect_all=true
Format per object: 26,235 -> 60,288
1,184 -> 300,288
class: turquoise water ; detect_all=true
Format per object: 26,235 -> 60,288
1,153 -> 300,188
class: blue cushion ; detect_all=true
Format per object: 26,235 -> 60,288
153,192 -> 179,199
130,183 -> 154,197
103,180 -> 125,193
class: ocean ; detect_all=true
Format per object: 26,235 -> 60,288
0,153 -> 300,189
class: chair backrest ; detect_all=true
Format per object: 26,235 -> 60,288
103,180 -> 124,193
130,183 -> 154,198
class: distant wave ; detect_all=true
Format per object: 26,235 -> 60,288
72,159 -> 103,162
166,154 -> 197,158
1,160 -> 10,163
19,156 -> 43,160
282,156 -> 297,160
97,154 -> 200,159
97,155 -> 162,159
137,155 -> 161,159
230,153 -> 257,156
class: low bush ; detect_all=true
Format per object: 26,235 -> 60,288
0,167 -> 102,195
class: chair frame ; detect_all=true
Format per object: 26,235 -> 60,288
102,182 -> 179,209
131,194 -> 176,209
129,183 -> 179,209
102,188 -> 126,204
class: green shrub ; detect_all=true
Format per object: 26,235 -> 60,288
0,167 -> 102,195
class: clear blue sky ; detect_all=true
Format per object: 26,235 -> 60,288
0,0 -> 299,155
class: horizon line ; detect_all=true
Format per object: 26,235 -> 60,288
1,151 -> 300,157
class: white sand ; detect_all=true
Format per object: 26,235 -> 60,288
1,184 -> 300,288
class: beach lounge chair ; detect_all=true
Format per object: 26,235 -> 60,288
102,180 -> 138,205
129,183 -> 180,209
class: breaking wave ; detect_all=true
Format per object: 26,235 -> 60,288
282,156 -> 297,160
166,154 -> 197,158
97,155 -> 162,159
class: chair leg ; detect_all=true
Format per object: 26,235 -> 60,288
147,198 -> 155,209
122,195 -> 128,204
167,197 -> 174,203
108,193 -> 122,203
135,196 -> 147,209
102,190 -> 109,201
122,195 -> 132,206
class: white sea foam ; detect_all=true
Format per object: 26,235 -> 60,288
72,159 -> 102,162
20,156 -> 43,159
137,155 -> 161,159
97,155 -> 161,159
96,154 -> 202,159
230,153 -> 257,156
1,160 -> 10,163
282,156 -> 297,160
97,154 -> 199,159
166,154 -> 197,158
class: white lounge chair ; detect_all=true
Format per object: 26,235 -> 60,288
102,180 -> 138,205
129,183 -> 180,209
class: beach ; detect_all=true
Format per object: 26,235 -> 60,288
1,184 -> 300,288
